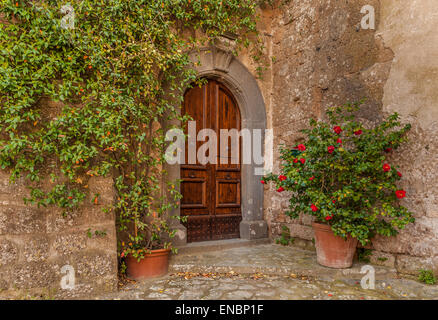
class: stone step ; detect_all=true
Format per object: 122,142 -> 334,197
173,238 -> 271,255
169,244 -> 399,281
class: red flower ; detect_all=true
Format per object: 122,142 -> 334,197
396,190 -> 406,199
120,252 -> 125,258
354,130 -> 363,136
300,158 -> 306,164
325,215 -> 333,221
277,187 -> 285,193
332,200 -> 336,204
383,163 -> 391,172
260,180 -> 266,184
310,204 -> 318,212
385,148 -> 393,153
293,158 -> 299,164
397,171 -> 402,177
309,176 -> 315,181
327,146 -> 335,154
333,126 -> 342,134
296,144 -> 306,152
279,175 -> 287,181
337,138 -> 342,145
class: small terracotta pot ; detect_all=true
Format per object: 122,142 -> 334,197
126,248 -> 171,280
312,222 -> 358,269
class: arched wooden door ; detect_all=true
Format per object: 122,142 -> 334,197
181,79 -> 242,242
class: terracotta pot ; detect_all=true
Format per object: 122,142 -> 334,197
312,222 -> 358,269
126,248 -> 171,280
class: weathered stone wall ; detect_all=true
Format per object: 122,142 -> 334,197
258,0 -> 438,275
0,169 -> 118,299
1,0 -> 437,299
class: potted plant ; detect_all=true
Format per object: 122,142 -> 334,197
262,102 -> 415,268
118,180 -> 184,280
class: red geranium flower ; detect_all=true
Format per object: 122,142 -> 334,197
397,171 -> 402,177
293,158 -> 299,164
310,204 -> 318,212
296,144 -> 306,151
309,176 -> 315,181
385,148 -> 393,153
333,126 -> 342,134
277,187 -> 285,193
325,215 -> 333,221
300,158 -> 306,164
337,138 -> 342,145
383,163 -> 391,172
279,175 -> 287,181
327,146 -> 335,154
396,190 -> 406,199
332,200 -> 336,204
260,180 -> 266,184
354,130 -> 363,136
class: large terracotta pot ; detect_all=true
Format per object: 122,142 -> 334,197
126,248 -> 171,280
312,222 -> 358,269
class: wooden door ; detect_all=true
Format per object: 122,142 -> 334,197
181,79 -> 242,242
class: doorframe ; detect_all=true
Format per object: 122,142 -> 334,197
164,44 -> 268,246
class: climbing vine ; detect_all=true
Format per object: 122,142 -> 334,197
0,0 -> 265,254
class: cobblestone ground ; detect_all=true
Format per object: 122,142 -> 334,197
100,244 -> 438,300
101,273 -> 438,300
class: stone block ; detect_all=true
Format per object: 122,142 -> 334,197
35,250 -> 118,298
0,171 -> 27,194
23,236 -> 50,263
85,223 -> 117,253
395,255 -> 435,276
301,214 -> 314,226
6,261 -> 57,289
52,232 -> 87,256
288,224 -> 314,241
0,239 -> 19,266
369,251 -> 396,268
85,206 -> 115,224
46,209 -> 86,234
74,251 -> 118,280
372,218 -> 438,257
240,220 -> 268,240
87,176 -> 115,206
0,207 -> 45,235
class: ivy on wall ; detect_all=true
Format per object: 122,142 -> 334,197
0,0 -> 264,251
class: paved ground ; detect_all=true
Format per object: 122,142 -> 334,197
100,243 -> 438,300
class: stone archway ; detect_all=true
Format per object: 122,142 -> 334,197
166,41 -> 268,246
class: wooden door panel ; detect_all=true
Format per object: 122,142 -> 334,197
185,216 -> 211,243
215,180 -> 241,208
217,87 -> 241,171
183,85 -> 206,167
181,79 -> 242,243
180,166 -> 209,217
215,170 -> 241,211
180,180 -> 207,209
211,215 -> 242,241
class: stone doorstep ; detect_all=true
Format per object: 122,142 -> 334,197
168,263 -> 399,281
169,241 -> 399,281
173,238 -> 272,255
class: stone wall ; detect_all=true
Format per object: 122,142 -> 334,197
259,0 -> 438,275
1,0 -> 437,298
0,169 -> 118,299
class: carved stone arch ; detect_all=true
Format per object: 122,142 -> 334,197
165,43 -> 268,245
